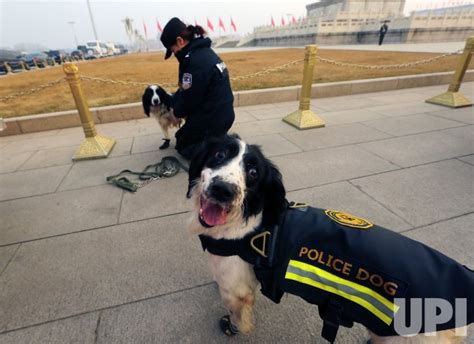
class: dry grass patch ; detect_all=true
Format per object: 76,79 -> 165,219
1,48 -> 472,118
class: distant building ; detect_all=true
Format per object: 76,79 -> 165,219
306,0 -> 405,19
237,1 -> 474,47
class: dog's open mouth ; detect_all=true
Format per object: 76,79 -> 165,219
199,195 -> 229,228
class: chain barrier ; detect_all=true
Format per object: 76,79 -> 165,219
230,59 -> 304,82
0,77 -> 64,102
315,49 -> 464,70
0,48 -> 465,103
79,75 -> 177,89
78,59 -> 305,87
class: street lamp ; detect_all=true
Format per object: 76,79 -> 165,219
86,0 -> 99,41
68,21 -> 79,47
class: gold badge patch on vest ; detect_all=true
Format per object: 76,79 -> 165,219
325,209 -> 373,229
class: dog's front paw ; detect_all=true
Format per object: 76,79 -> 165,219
219,315 -> 239,336
159,139 -> 170,150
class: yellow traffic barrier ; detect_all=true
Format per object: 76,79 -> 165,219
282,45 -> 325,130
4,62 -> 12,74
63,63 -> 116,160
426,36 -> 473,108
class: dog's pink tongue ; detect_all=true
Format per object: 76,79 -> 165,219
201,200 -> 227,226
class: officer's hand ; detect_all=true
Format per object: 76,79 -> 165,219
169,113 -> 181,126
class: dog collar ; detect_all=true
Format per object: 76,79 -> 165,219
198,201 -> 301,265
198,223 -> 270,265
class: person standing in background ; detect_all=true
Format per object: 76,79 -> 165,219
379,21 -> 389,46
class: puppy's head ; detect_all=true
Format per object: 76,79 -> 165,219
142,85 -> 171,116
187,134 -> 286,237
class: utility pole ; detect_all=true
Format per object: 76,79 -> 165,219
68,21 -> 79,47
86,0 -> 99,41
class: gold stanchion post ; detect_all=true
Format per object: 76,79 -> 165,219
63,63 -> 116,160
426,36 -> 473,108
4,62 -> 12,74
282,45 -> 325,130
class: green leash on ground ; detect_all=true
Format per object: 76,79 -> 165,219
106,156 -> 189,192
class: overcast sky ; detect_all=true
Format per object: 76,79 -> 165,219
1,0 -> 473,50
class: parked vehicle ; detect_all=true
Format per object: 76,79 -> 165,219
45,50 -> 66,64
0,63 -> 8,75
70,50 -> 84,60
0,48 -> 21,62
116,44 -> 128,55
87,47 -> 102,59
86,41 -> 108,57
105,42 -> 120,55
77,45 -> 88,55
19,52 -> 49,68
76,45 -> 95,60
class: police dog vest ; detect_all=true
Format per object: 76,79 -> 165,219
199,203 -> 474,342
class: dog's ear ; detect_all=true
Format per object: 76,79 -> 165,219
142,90 -> 150,117
262,160 -> 286,226
186,139 -> 212,199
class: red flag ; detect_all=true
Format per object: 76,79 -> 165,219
156,19 -> 163,33
218,17 -> 226,31
207,17 -> 214,32
230,17 -> 237,32
143,20 -> 148,39
292,15 -> 297,25
281,16 -> 285,26
271,16 -> 275,27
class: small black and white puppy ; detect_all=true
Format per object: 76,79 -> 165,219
142,85 -> 182,150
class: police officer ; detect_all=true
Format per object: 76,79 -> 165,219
160,17 -> 235,160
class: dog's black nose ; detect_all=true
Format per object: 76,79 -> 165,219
209,180 -> 238,203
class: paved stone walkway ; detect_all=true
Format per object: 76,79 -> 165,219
0,83 -> 473,344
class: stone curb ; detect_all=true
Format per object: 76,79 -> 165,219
1,70 -> 473,136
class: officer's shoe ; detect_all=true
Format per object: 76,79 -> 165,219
159,139 -> 171,150
219,315 -> 239,336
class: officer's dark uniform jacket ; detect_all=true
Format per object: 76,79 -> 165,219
172,37 -> 235,153
199,202 -> 474,343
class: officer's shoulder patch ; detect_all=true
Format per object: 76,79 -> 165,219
216,61 -> 227,73
325,209 -> 373,229
182,73 -> 192,90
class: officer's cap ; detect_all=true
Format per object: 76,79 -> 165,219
160,17 -> 187,60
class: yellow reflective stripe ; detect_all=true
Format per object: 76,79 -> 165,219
289,260 -> 398,313
285,271 -> 393,325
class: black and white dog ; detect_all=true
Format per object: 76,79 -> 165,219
186,134 -> 471,343
142,85 -> 181,150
